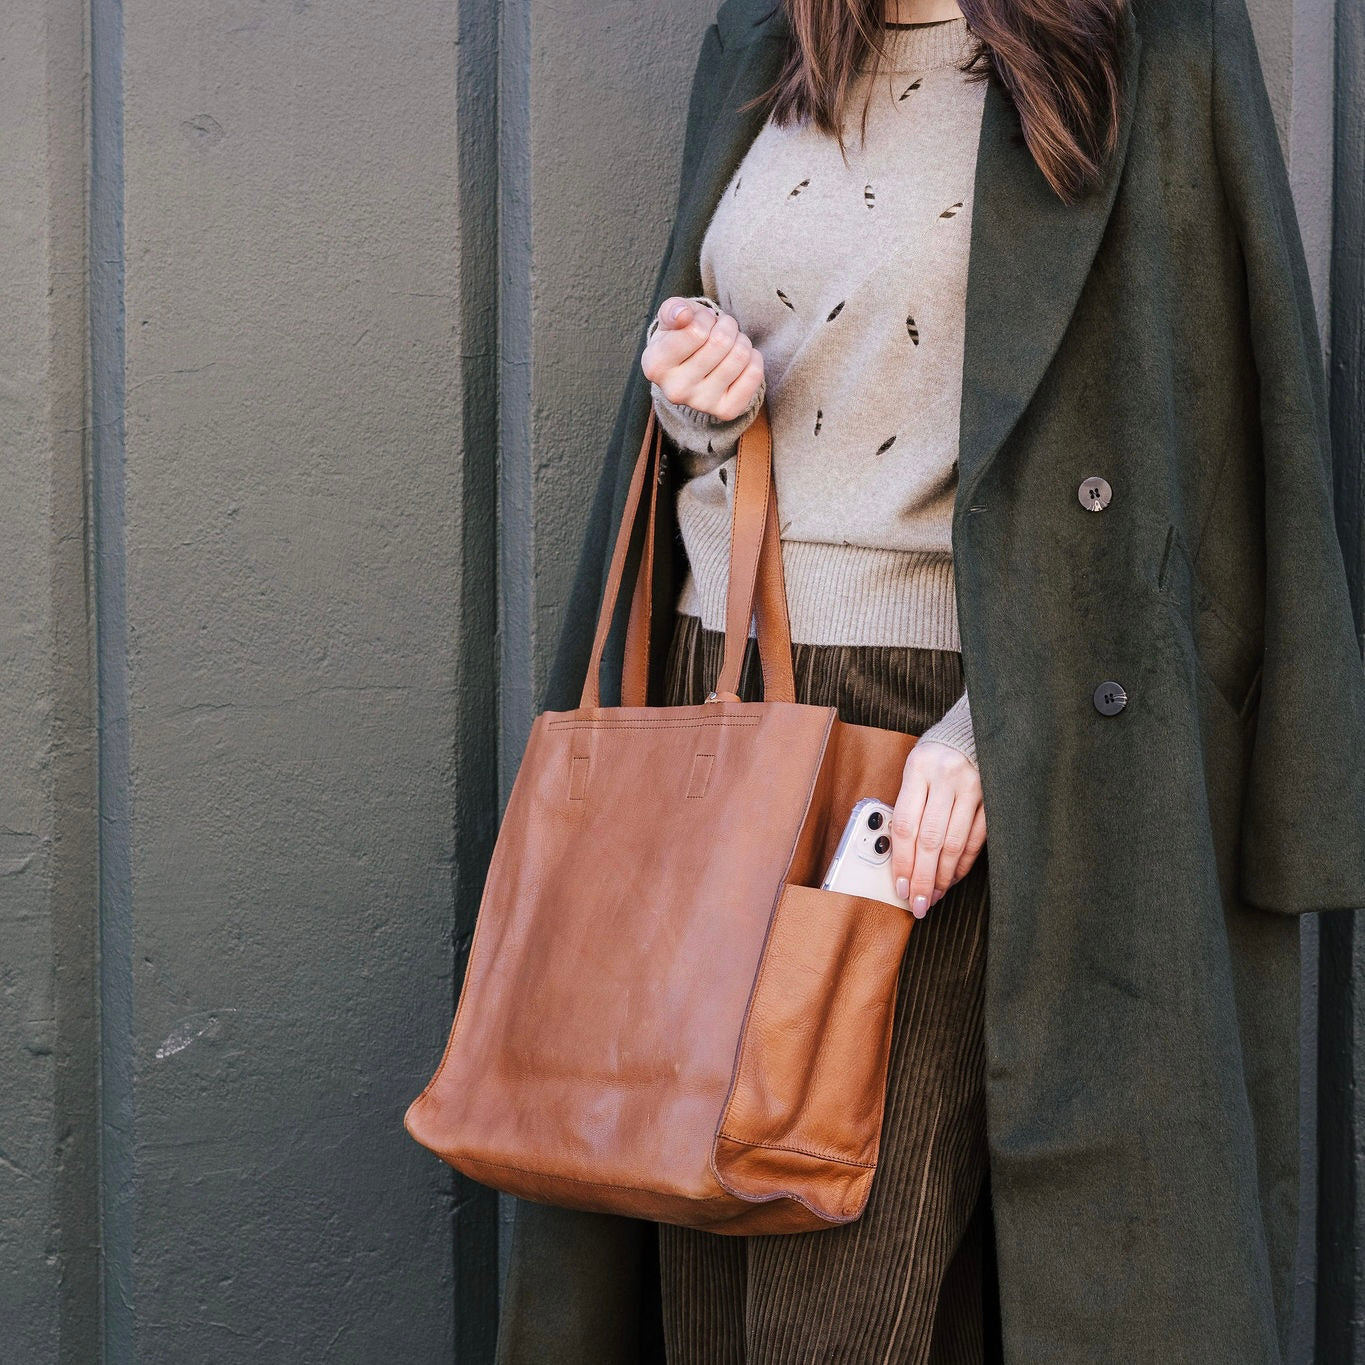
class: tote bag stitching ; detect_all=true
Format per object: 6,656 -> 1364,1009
546,716 -> 761,731
714,1133 -> 877,1169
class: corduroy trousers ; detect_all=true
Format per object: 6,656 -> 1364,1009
658,611 -> 999,1365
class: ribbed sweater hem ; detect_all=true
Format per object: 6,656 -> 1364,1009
676,539 -> 961,652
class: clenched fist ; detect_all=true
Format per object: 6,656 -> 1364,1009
641,297 -> 765,422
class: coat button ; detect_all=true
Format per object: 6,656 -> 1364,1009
1093,680 -> 1128,715
1078,476 -> 1112,511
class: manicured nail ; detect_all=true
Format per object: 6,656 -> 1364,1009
931,888 -> 945,906
912,894 -> 928,919
896,878 -> 910,901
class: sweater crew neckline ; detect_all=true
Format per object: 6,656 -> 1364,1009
857,15 -> 973,74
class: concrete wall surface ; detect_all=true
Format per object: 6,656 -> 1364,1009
0,0 -> 1349,1361
0,1 -> 101,1360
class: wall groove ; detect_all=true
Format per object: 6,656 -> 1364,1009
497,0 -> 532,1313
455,0 -> 504,1353
88,0 -> 133,1357
50,0 -> 102,1356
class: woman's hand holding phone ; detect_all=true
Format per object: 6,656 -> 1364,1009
641,296 -> 765,421
891,741 -> 987,920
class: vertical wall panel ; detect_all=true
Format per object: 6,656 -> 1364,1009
1288,0 -> 1337,335
0,0 -> 63,1347
0,2 -> 99,1362
113,0 -> 474,1355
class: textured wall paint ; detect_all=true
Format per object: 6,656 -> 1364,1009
0,2 -> 100,1362
1286,0 -> 1337,336
115,0 -> 466,1356
518,1 -> 718,732
1243,0 -> 1334,337
0,1 -> 64,1355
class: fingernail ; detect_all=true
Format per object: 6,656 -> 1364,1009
896,878 -> 909,901
670,302 -> 688,321
912,894 -> 928,919
931,888 -> 945,906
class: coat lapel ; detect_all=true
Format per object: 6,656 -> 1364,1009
956,2 -> 1143,513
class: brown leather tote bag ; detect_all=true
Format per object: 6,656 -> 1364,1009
404,397 -> 923,1235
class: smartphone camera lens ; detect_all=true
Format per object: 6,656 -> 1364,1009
867,810 -> 884,830
874,834 -> 891,855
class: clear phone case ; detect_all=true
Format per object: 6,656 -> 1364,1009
820,797 -> 908,910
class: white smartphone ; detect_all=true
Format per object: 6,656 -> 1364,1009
820,797 -> 908,910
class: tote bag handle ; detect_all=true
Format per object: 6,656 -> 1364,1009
580,399 -> 796,708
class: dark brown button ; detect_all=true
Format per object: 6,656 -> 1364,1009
1078,476 -> 1112,511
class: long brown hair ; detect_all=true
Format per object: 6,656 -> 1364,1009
745,0 -> 1128,203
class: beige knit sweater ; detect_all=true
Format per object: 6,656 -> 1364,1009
647,17 -> 984,761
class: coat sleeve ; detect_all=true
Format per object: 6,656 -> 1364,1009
541,22 -> 727,714
1210,0 -> 1365,914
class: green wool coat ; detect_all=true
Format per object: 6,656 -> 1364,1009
494,0 -> 1365,1358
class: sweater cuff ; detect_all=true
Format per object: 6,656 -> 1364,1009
650,377 -> 765,470
917,687 -> 977,767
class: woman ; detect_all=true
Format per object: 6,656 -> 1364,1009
642,4 -> 996,1359
499,0 -> 1365,1360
